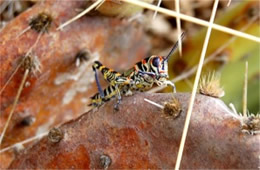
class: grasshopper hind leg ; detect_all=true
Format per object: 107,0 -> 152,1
93,66 -> 105,98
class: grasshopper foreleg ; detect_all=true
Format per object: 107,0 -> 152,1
165,80 -> 176,93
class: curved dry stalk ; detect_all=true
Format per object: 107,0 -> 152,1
95,0 -> 105,10
227,0 -> 232,7
0,131 -> 48,154
123,0 -> 260,43
57,0 -> 104,30
152,0 -> 162,19
175,0 -> 219,169
228,103 -> 242,120
0,69 -> 29,145
175,0 -> 182,56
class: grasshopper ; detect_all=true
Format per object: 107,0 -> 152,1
90,32 -> 185,110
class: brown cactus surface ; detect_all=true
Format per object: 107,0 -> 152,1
9,93 -> 260,169
0,0 -> 149,168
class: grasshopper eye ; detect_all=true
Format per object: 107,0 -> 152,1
152,57 -> 160,67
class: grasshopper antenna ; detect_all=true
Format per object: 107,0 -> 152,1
165,32 -> 185,60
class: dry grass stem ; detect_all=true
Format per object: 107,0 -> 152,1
152,0 -> 162,20
0,62 -> 22,95
0,131 -> 48,154
175,0 -> 182,56
15,26 -> 30,39
227,0 -> 232,7
123,0 -> 260,43
228,103 -> 243,120
175,0 -> 219,169
95,0 -> 105,10
0,69 -> 29,145
243,61 -> 248,117
144,98 -> 164,109
0,26 -> 44,145
57,0 -> 104,30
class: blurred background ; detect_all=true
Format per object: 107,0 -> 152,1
1,0 -> 259,113
0,0 -> 259,168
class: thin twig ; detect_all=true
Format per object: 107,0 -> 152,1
0,69 -> 29,145
227,0 -> 232,7
0,131 -> 48,154
123,0 -> 260,43
175,0 -> 219,169
57,0 -> 104,30
152,0 -> 162,20
243,61 -> 248,117
175,0 -> 182,56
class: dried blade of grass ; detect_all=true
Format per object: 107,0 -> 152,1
0,23 -> 47,95
0,69 -> 29,145
148,15 -> 258,93
0,131 -> 48,154
243,61 -> 248,117
175,0 -> 220,169
152,0 -> 162,19
14,26 -> 31,39
57,0 -> 104,30
123,0 -> 260,43
0,21 -> 44,95
0,0 -> 12,14
0,26 -> 45,145
95,0 -> 105,10
0,62 -> 22,95
175,0 -> 182,56
227,0 -> 232,7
